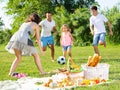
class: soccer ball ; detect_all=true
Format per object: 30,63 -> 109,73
57,56 -> 66,65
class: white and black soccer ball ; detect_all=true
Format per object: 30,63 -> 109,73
57,56 -> 66,65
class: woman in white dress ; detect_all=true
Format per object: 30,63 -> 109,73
5,13 -> 46,76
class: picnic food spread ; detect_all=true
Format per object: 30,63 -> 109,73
35,54 -> 109,89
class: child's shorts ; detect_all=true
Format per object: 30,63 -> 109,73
62,45 -> 71,51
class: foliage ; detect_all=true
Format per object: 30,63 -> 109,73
102,5 -> 120,44
51,0 -> 76,13
0,17 -> 4,30
5,0 -> 96,34
75,0 -> 96,8
70,8 -> 92,46
4,0 -> 120,46
53,7 -> 92,46
0,29 -> 12,44
51,0 -> 96,13
53,6 -> 70,45
6,0 -> 54,33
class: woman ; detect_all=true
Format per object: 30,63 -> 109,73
5,13 -> 46,76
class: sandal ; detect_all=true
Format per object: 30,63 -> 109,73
12,72 -> 19,76
12,72 -> 26,78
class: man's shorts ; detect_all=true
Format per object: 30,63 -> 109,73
41,36 -> 54,47
93,33 -> 106,46
62,45 -> 71,51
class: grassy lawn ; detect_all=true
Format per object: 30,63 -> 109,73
0,44 -> 120,90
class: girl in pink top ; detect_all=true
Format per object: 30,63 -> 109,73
60,24 -> 74,59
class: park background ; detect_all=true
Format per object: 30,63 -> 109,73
0,0 -> 120,90
0,0 -> 120,46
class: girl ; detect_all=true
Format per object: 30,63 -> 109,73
60,24 -> 74,59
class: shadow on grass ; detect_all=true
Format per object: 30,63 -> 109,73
0,50 -> 7,52
72,58 -> 120,63
101,59 -> 120,63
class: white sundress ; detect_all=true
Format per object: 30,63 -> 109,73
5,22 -> 38,56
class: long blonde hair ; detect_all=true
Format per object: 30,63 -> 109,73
60,24 -> 71,32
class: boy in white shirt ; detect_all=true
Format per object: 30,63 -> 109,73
90,6 -> 113,55
39,12 -> 57,62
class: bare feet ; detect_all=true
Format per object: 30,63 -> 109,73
103,41 -> 106,47
51,60 -> 55,62
99,41 -> 106,47
9,72 -> 13,76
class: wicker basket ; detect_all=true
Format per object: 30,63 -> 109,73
81,63 -> 109,80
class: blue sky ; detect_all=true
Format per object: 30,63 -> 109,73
0,0 -> 120,29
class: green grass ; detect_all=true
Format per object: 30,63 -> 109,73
0,44 -> 120,90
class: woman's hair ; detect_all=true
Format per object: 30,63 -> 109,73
61,24 -> 71,32
25,13 -> 41,24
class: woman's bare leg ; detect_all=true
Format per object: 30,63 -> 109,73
9,48 -> 22,75
32,53 -> 45,74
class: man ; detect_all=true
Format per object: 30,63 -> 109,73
90,6 -> 113,55
39,12 -> 57,62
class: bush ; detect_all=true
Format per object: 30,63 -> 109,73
103,6 -> 120,44
0,29 -> 12,44
53,7 -> 92,46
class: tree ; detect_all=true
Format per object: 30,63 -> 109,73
51,0 -> 76,13
6,0 -> 97,33
70,8 -> 92,46
5,0 -> 97,45
53,6 -> 92,46
75,0 -> 96,8
0,17 -> 4,30
103,5 -> 120,44
53,6 -> 70,45
0,29 -> 12,44
51,0 -> 96,13
6,0 -> 54,33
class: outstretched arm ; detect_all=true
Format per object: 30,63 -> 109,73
107,21 -> 113,35
60,34 -> 62,46
34,24 -> 44,54
69,32 -> 74,45
70,33 -> 74,41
